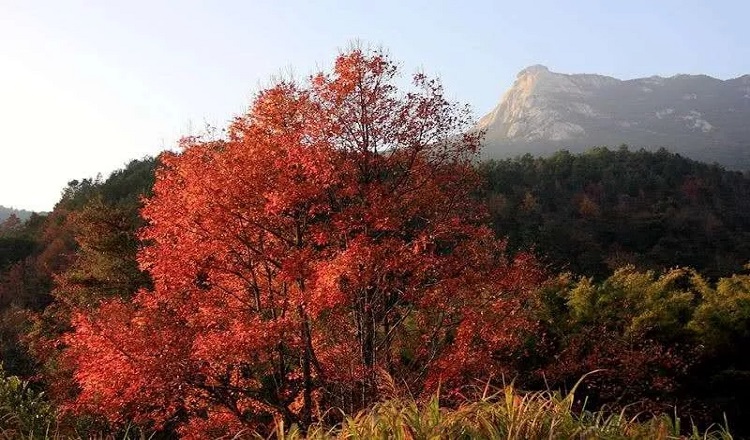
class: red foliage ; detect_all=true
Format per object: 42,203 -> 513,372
540,327 -> 692,414
65,49 -> 545,437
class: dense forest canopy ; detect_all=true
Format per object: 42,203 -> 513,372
0,51 -> 749,438
482,147 -> 750,279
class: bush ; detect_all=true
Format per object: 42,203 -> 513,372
0,364 -> 54,437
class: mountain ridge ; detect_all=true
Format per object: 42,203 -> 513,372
477,66 -> 750,169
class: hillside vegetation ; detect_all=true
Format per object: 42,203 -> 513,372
482,147 -> 750,279
0,50 -> 749,438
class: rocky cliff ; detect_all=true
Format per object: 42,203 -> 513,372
478,66 -> 750,169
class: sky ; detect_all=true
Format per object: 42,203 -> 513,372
1,0 -> 749,212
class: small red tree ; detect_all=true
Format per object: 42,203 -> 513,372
66,49 -> 544,438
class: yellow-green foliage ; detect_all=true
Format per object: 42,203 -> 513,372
689,267 -> 750,349
0,365 -> 54,439
255,384 -> 732,440
558,265 -> 750,350
565,266 -> 696,339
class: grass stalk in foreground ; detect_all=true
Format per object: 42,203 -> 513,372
253,381 -> 732,440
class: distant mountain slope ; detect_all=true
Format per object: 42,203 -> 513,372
477,65 -> 750,169
0,206 -> 34,222
481,147 -> 750,278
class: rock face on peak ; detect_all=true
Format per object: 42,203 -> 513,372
478,67 -> 750,169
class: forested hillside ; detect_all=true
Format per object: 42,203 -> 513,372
481,147 -> 750,279
0,158 -> 156,379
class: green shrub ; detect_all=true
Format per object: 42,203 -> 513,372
0,364 -> 54,438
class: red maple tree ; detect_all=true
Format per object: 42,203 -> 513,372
66,49 -> 545,438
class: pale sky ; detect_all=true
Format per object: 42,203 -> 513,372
1,0 -> 748,211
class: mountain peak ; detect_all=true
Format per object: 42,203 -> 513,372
518,64 -> 551,77
477,68 -> 750,169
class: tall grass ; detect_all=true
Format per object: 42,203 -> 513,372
0,374 -> 732,439
256,382 -> 733,440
